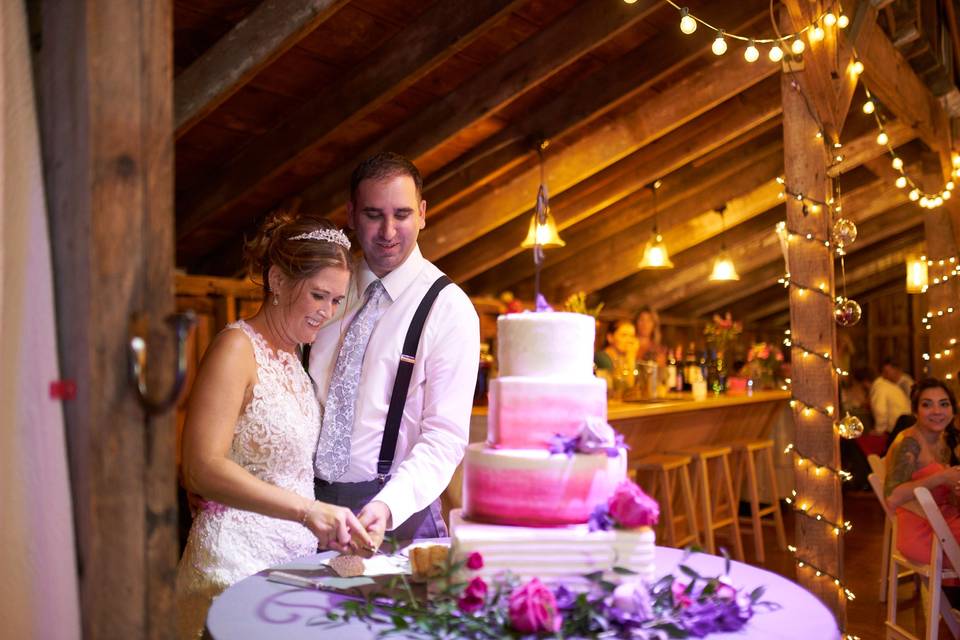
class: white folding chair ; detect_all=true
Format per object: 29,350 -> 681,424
869,454 -> 914,604
913,486 -> 960,639
869,470 -> 959,639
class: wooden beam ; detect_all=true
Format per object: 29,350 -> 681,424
827,119 -> 916,177
420,2 -> 771,218
294,0 -> 660,218
175,0 -> 522,240
417,54 -> 781,261
604,177 -> 909,312
174,0 -> 348,137
853,0 -> 953,177
488,135 -> 785,300
444,99 -> 783,287
37,0 -> 176,636
666,202 -> 924,317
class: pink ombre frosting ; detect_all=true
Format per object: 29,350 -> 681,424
463,444 -> 627,526
488,377 -> 607,448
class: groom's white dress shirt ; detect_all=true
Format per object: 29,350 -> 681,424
309,244 -> 480,529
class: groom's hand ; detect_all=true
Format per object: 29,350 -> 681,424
358,500 -> 390,552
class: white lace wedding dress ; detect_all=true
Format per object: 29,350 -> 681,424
175,320 -> 321,639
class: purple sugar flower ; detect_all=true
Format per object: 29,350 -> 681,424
588,503 -> 615,532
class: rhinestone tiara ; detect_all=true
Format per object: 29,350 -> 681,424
288,228 -> 351,250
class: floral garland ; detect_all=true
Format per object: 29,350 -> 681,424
314,480 -> 771,639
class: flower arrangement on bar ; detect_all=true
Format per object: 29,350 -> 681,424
745,342 -> 783,390
702,312 -> 742,356
562,291 -> 604,318
314,480 -> 770,639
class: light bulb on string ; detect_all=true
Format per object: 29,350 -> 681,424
892,157 -> 903,170
824,12 -> 837,27
837,14 -> 850,28
945,190 -> 953,200
909,188 -> 920,201
791,38 -> 805,55
876,131 -> 889,146
769,45 -> 784,62
862,100 -> 875,114
712,31 -> 728,56
744,41 -> 760,63
810,25 -> 825,42
850,60 -> 864,75
895,176 -> 907,189
679,7 -> 697,35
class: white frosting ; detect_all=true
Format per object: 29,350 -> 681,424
497,312 -> 596,379
451,509 -> 656,585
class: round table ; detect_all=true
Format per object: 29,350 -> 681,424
207,546 -> 840,639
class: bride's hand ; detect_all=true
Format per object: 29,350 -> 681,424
303,501 -> 374,552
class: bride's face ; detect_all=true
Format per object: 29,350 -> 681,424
279,267 -> 350,344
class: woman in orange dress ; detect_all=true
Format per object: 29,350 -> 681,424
884,377 -> 960,568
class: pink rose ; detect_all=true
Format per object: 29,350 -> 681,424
466,551 -> 484,570
457,576 -> 487,614
672,580 -> 694,608
607,480 -> 659,528
508,578 -> 562,633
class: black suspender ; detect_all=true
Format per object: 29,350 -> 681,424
377,275 -> 452,478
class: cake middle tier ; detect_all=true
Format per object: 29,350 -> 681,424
488,376 -> 608,448
462,443 -> 627,526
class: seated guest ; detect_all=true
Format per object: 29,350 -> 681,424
885,378 -> 960,583
634,306 -> 667,367
881,357 -> 915,400
594,319 -> 638,373
853,367 -> 911,438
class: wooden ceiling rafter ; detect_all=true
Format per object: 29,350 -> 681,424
293,0 -> 662,220
464,124 -> 785,297
174,0 -> 350,137
416,47 -> 781,261
176,0 -> 524,241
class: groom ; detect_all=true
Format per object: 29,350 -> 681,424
309,152 -> 479,549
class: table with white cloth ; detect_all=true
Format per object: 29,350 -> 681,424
206,543 -> 840,639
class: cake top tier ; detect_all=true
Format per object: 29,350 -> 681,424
497,312 -> 596,379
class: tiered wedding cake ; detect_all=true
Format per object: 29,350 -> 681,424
450,311 -> 656,585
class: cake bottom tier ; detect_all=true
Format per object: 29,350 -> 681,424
450,509 -> 656,586
462,444 -> 627,526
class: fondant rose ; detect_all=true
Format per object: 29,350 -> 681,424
508,578 -> 562,633
466,551 -> 484,570
607,480 -> 659,528
457,576 -> 488,614
609,581 -> 653,623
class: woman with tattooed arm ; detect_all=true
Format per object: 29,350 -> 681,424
884,378 -> 960,574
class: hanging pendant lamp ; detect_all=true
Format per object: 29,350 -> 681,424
638,180 -> 674,269
709,206 -> 740,281
520,142 -> 565,249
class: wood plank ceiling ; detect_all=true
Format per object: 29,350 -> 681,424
174,0 -> 960,327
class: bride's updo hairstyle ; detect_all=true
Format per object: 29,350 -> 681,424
244,210 -> 353,300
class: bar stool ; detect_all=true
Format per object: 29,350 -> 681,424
669,444 -> 745,561
729,438 -> 787,563
630,453 -> 700,548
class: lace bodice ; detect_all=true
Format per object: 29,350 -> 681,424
175,320 -> 321,639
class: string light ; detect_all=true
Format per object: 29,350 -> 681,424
784,444 -> 853,482
656,1 -> 845,63
779,274 -> 833,299
783,333 -> 849,376
785,491 -> 852,535
787,546 -> 856,601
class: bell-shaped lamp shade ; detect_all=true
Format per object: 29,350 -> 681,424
638,232 -> 674,269
709,250 -> 740,281
905,255 -> 929,293
520,211 -> 565,249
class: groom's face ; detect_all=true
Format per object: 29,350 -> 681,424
347,174 -> 426,278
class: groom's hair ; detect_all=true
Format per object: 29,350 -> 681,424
350,152 -> 423,202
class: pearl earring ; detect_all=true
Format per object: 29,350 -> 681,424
273,292 -> 279,306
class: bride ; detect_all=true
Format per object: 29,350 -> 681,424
175,213 -> 373,639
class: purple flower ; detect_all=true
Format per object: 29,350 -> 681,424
465,552 -> 484,571
457,577 -> 488,614
552,584 -> 577,611
548,433 -> 578,456
508,578 -> 562,633
535,294 -> 553,312
607,581 -> 653,625
607,480 -> 660,528
588,503 -> 615,532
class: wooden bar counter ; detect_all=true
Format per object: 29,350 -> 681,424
442,390 -> 791,514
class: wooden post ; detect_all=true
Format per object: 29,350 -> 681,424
921,170 -> 960,392
782,63 -> 846,625
35,1 -> 176,637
